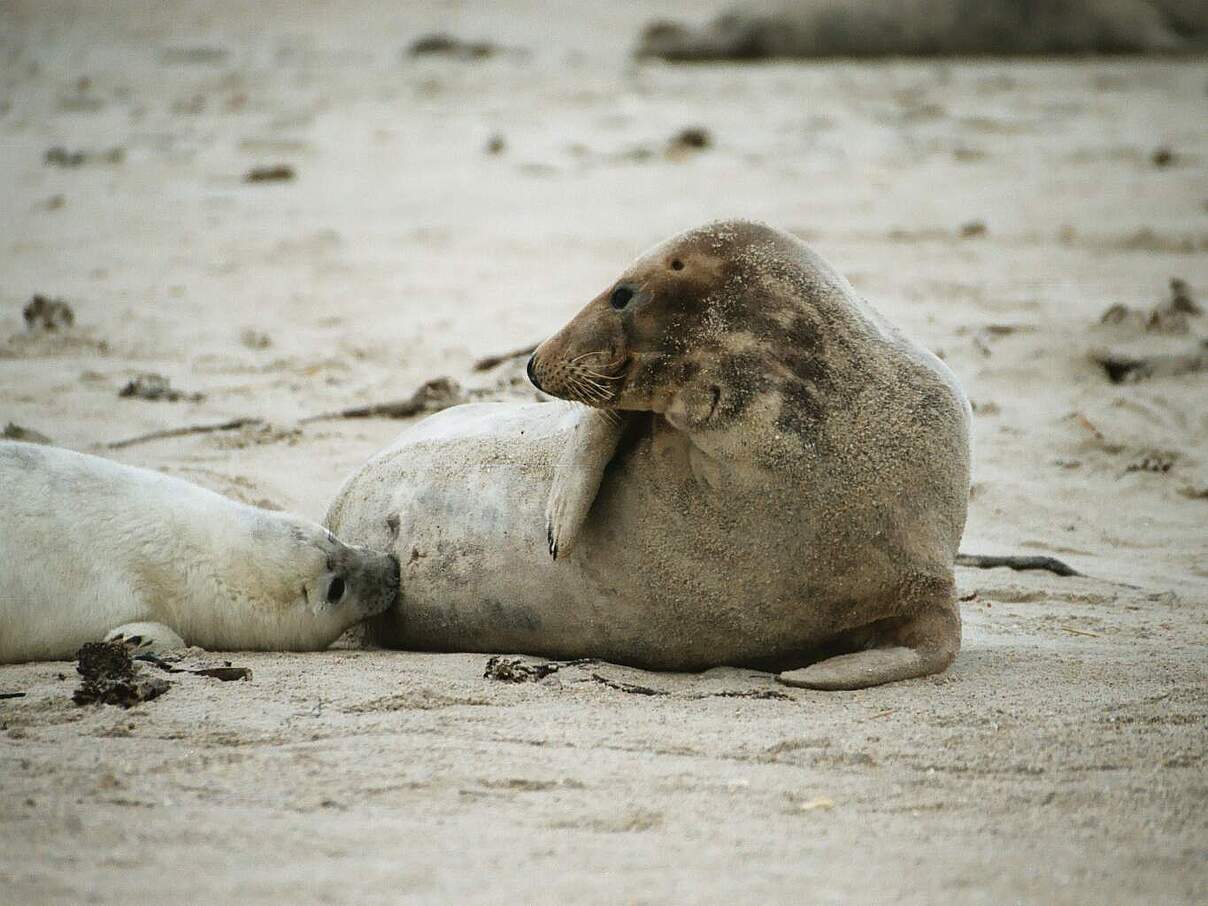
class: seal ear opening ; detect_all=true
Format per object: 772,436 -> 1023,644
325,575 -> 346,605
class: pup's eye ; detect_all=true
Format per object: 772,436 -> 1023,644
610,285 -> 635,310
326,576 -> 346,604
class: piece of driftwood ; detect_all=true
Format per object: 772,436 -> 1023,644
106,417 -> 265,450
589,672 -> 667,696
300,377 -> 467,423
955,553 -> 1081,577
472,342 -> 539,371
137,655 -> 252,682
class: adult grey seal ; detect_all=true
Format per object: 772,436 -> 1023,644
326,220 -> 971,689
637,0 -> 1206,61
0,441 -> 399,664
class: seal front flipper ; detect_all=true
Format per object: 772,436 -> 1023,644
545,408 -> 624,560
105,622 -> 187,656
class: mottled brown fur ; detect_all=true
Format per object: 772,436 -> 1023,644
329,221 -> 971,688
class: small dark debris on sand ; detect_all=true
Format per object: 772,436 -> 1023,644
483,656 -> 562,683
485,133 -> 506,155
160,46 -> 229,65
244,164 -> 295,183
44,147 -> 85,167
1151,147 -> 1174,167
3,423 -> 53,444
0,692 -> 26,700
1100,278 -> 1201,334
1093,343 -> 1208,384
589,673 -> 668,696
1126,452 -> 1175,474
712,688 -> 792,700
1093,279 -> 1206,382
239,328 -> 272,350
23,294 -> 75,331
137,654 -> 252,682
667,127 -> 712,158
408,33 -> 499,60
73,641 -> 170,707
119,372 -> 205,402
956,553 -> 1081,577
473,342 -> 538,371
44,146 -> 124,167
958,220 -> 988,238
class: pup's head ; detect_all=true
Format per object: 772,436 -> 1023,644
236,516 -> 400,648
527,220 -> 853,433
295,527 -> 400,624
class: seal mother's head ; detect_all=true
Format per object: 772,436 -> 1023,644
527,220 -> 875,435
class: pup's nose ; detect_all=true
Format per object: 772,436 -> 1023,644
526,355 -> 541,391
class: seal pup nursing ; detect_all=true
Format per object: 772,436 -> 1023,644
327,220 -> 971,689
0,441 -> 399,664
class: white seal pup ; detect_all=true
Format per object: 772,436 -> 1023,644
327,221 -> 971,689
0,441 -> 399,664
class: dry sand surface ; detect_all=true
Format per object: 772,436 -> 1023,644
1,1 -> 1206,903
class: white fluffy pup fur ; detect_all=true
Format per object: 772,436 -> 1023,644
0,441 -> 398,663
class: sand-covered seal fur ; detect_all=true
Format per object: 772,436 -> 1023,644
0,441 -> 399,664
327,220 -> 971,689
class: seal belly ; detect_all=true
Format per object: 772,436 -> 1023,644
341,402 -> 603,655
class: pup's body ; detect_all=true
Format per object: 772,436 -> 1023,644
329,221 -> 971,689
0,441 -> 398,663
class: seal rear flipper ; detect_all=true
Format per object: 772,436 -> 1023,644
777,596 -> 960,691
545,408 -> 624,560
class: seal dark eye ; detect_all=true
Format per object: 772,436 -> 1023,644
610,285 -> 634,310
670,259 -> 684,271
326,576 -> 346,604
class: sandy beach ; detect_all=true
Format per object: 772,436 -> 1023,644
1,1 -> 1206,902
